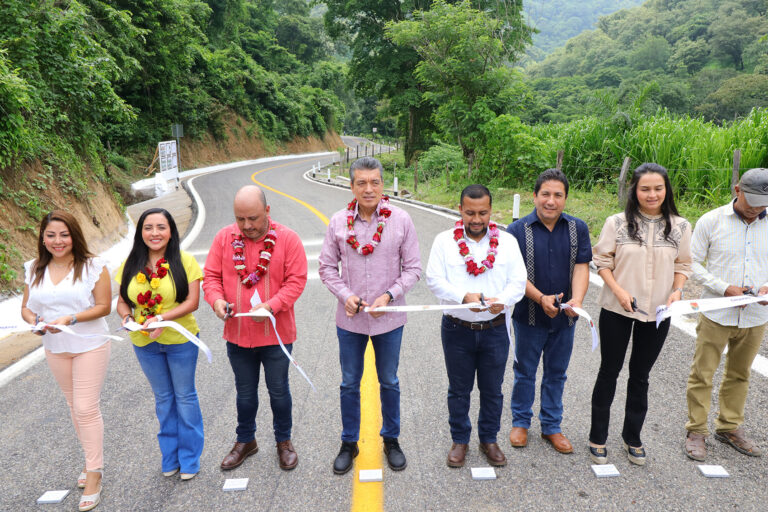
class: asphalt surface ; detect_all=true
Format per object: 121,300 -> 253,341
2,151 -> 768,511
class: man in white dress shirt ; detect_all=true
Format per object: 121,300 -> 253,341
426,184 -> 527,468
684,168 -> 768,461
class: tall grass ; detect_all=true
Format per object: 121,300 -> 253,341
528,108 -> 768,202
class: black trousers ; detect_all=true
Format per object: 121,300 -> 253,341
589,308 -> 671,446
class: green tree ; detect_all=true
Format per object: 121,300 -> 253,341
387,0 -> 531,173
696,74 -> 768,120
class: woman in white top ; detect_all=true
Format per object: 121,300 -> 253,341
21,210 -> 111,512
588,163 -> 692,467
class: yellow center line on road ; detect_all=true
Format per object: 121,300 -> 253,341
250,163 -> 384,512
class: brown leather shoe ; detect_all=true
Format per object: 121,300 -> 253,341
685,432 -> 707,461
479,442 -> 507,466
715,427 -> 762,457
277,440 -> 298,470
541,433 -> 573,454
447,443 -> 468,468
221,440 -> 259,470
509,427 -> 528,448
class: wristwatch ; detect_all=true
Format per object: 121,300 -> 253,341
385,291 -> 394,303
70,314 -> 78,325
673,287 -> 684,298
155,314 -> 164,322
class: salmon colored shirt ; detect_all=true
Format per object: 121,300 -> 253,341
203,221 -> 308,348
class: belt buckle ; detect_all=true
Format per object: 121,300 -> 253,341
470,322 -> 484,330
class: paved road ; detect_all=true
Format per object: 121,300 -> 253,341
2,154 -> 768,511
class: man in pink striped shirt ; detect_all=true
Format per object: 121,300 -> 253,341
203,185 -> 308,472
319,157 -> 421,475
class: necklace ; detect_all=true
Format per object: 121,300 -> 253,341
453,221 -> 499,276
346,196 -> 391,255
232,223 -> 277,288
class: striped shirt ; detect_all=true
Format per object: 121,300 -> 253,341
691,200 -> 768,328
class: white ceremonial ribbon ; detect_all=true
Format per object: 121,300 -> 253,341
655,294 -> 768,328
122,320 -> 213,363
234,290 -> 316,391
559,304 -> 599,351
362,302 -> 483,313
1,322 -> 124,341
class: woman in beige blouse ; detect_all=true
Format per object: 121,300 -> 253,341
588,163 -> 692,466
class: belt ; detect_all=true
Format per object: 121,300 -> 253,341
447,314 -> 505,331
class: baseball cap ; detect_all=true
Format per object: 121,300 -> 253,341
739,168 -> 768,207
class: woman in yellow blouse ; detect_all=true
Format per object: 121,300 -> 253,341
588,163 -> 692,466
116,208 -> 204,480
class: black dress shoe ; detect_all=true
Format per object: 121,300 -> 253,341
333,441 -> 359,475
383,437 -> 407,471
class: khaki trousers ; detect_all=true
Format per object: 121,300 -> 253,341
685,315 -> 766,434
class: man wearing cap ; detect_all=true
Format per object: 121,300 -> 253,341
684,168 -> 768,461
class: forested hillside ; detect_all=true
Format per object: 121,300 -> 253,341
0,0 -> 345,191
528,0 -> 768,123
524,0 -> 645,59
0,0 -> 348,288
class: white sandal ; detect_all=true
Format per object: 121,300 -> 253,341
78,469 -> 102,512
77,471 -> 87,489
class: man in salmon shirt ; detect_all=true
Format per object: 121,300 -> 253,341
203,185 -> 308,471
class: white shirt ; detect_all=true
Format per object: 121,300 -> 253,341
24,257 -> 110,353
691,201 -> 768,328
426,227 -> 527,322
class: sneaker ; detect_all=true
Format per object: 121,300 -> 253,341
714,427 -> 762,457
589,445 -> 608,465
623,442 -> 646,466
383,437 -> 407,471
684,432 -> 707,461
333,441 -> 359,475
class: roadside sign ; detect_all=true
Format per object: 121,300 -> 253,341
158,140 -> 179,180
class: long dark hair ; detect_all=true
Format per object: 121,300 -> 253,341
625,163 -> 680,243
119,208 -> 188,307
32,210 -> 93,287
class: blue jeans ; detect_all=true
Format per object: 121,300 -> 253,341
226,342 -> 292,443
133,341 -> 204,474
511,320 -> 576,435
337,326 -> 403,442
441,316 -> 509,444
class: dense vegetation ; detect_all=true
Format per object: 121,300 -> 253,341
524,0 -> 645,59
527,0 -> 768,123
0,0 -> 346,197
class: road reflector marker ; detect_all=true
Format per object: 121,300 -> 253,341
359,469 -> 383,482
698,465 -> 729,478
37,490 -> 70,504
471,467 -> 497,480
591,464 -> 620,478
223,478 -> 249,491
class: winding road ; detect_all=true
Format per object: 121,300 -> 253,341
2,151 -> 768,511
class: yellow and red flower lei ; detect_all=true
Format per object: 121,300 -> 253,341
134,257 -> 169,323
346,196 -> 391,256
232,224 -> 277,288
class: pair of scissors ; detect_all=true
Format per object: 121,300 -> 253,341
631,297 -> 648,315
355,298 -> 362,314
224,302 -> 234,319
479,293 -> 487,308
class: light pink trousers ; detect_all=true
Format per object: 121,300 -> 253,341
45,342 -> 111,470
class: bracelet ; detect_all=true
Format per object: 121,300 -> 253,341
70,314 -> 78,326
385,291 -> 394,303
122,314 -> 134,323
538,293 -> 545,305
673,287 -> 684,298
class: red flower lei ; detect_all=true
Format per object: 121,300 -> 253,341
453,221 -> 500,276
232,224 -> 277,288
346,196 -> 392,256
